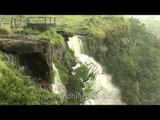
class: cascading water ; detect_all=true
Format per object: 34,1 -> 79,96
67,35 -> 84,56
68,35 -> 124,105
52,63 -> 66,98
4,52 -> 67,99
4,53 -> 20,69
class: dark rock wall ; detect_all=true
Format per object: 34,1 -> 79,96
0,35 -> 61,91
26,23 -> 55,32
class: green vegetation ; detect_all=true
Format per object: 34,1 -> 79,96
138,16 -> 160,40
57,15 -> 160,104
0,27 -> 12,35
65,63 -> 95,105
0,52 -> 61,105
37,28 -> 66,47
1,15 -> 160,105
22,27 -> 66,47
64,49 -> 75,68
0,15 -> 94,105
52,48 -> 94,104
24,28 -> 41,35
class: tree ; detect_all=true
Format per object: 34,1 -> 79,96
0,52 -> 61,105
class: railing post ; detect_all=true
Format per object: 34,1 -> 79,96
45,18 -> 47,31
11,19 -> 13,28
54,17 -> 56,27
50,17 -> 52,24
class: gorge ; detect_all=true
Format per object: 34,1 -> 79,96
0,34 -> 123,104
1,15 -> 160,105
68,36 -> 123,104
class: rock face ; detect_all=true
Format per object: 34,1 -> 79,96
0,35 -> 52,54
57,30 -> 74,41
0,35 -> 56,91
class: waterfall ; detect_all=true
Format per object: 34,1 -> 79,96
4,53 -> 20,69
52,63 -> 66,99
4,52 -> 67,99
67,36 -> 84,56
68,35 -> 124,105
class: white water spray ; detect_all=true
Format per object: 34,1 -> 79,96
4,53 -> 19,69
68,35 -> 124,105
67,36 -> 84,56
52,63 -> 66,98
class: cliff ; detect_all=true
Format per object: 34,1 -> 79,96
0,34 -> 65,91
0,35 -> 52,54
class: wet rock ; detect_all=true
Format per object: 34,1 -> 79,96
0,35 -> 52,54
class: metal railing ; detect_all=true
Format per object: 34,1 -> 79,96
0,16 -> 56,28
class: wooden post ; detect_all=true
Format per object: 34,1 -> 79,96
38,17 -> 40,23
0,18 -> 1,28
54,17 -> 56,27
45,18 -> 47,31
11,19 -> 13,28
14,19 -> 16,28
20,19 -> 22,27
27,18 -> 29,23
50,17 -> 52,24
